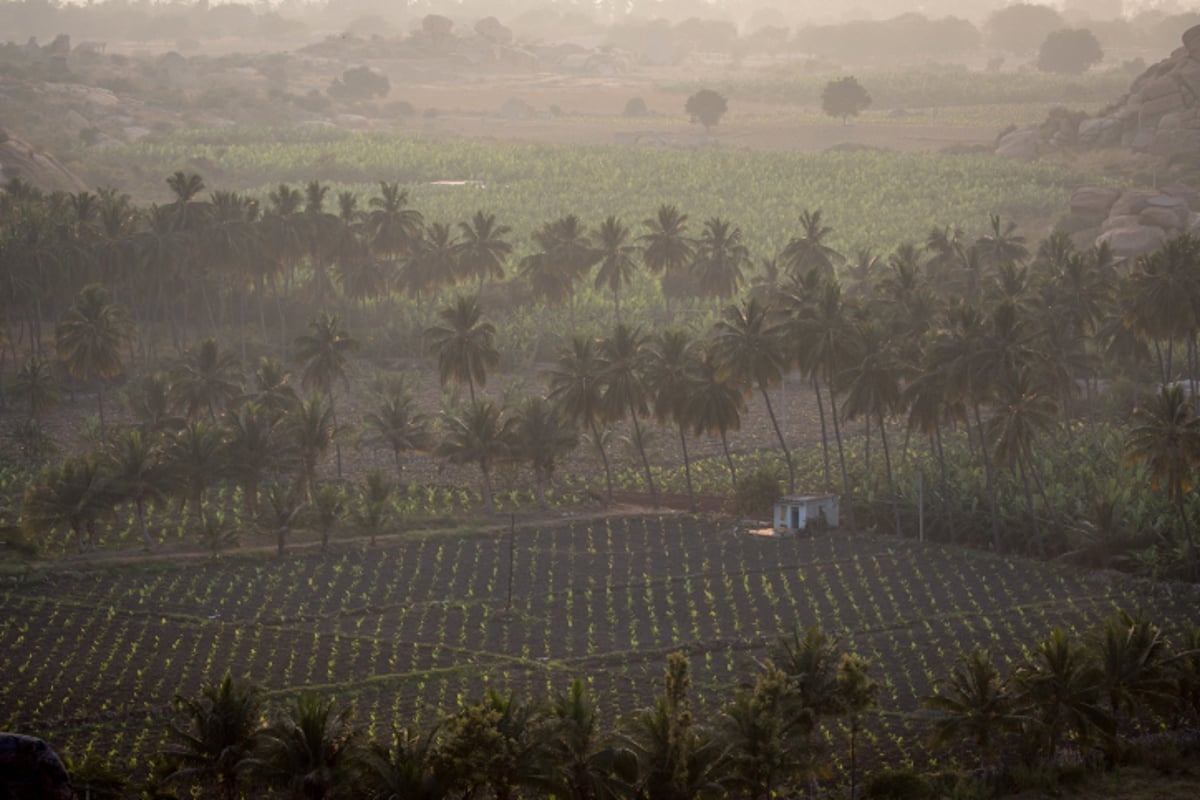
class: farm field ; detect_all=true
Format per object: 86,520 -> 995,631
86,128 -> 1107,258
3,515 -> 1196,781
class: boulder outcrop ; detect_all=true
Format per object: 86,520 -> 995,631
0,127 -> 87,193
1064,184 -> 1200,258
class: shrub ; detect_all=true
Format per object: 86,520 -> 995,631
866,767 -> 931,799
731,466 -> 781,517
624,96 -> 648,117
328,65 -> 390,101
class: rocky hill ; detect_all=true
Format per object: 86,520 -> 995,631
0,127 -> 86,193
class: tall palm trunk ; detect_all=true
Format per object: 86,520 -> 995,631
479,460 -> 495,514
676,421 -> 695,511
590,418 -> 614,502
629,405 -> 658,508
878,411 -> 901,537
826,367 -> 853,527
759,384 -> 795,493
328,389 -> 343,479
721,429 -> 737,489
812,375 -> 832,490
136,498 -> 152,551
973,403 -> 1002,552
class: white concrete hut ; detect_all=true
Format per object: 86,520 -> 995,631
774,493 -> 839,534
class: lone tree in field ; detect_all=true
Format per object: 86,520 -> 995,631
821,77 -> 871,124
685,89 -> 728,132
1036,28 -> 1103,75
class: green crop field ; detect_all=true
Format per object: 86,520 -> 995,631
4,515 -> 1195,781
85,129 -> 1107,260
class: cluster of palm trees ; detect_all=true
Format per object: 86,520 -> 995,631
8,170 -> 1200,575
124,609 -> 1200,800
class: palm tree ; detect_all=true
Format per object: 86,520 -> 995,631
548,336 -> 615,501
1125,384 -> 1200,579
251,693 -> 359,800
772,626 -> 844,719
128,370 -> 184,436
56,283 -> 134,431
922,648 -> 1020,769
1123,235 -> 1200,386
436,398 -> 515,515
686,347 -> 744,490
351,728 -> 445,800
1090,609 -> 1174,754
425,294 -> 499,403
247,355 -> 300,419
712,299 -> 795,492
295,311 -> 359,479
360,389 -> 434,481
720,661 -> 813,800
975,213 -> 1029,271
287,393 -> 336,499
593,216 -> 639,320
105,428 -> 171,551
1014,627 -> 1111,760
165,420 -> 225,521
546,680 -> 637,800
310,483 -> 345,552
781,209 -> 842,279
645,329 -> 700,508
366,182 -> 424,264
624,652 -> 726,800
400,222 -> 459,303
985,367 -> 1058,551
835,652 -> 878,800
512,396 -> 579,508
162,672 -> 264,800
13,355 -> 60,422
353,469 -> 395,547
261,481 -> 307,557
640,204 -> 694,303
838,321 -> 905,536
599,324 -> 658,507
455,210 -> 512,291
171,337 -> 243,421
690,217 -> 749,300
22,454 -> 110,552
224,401 -> 286,520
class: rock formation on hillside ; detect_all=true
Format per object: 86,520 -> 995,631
0,127 -> 87,192
998,24 -> 1200,162
1064,184 -> 1200,258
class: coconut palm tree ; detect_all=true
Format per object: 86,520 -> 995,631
645,329 -> 700,508
310,482 -> 345,552
781,209 -> 842,280
712,299 -> 795,492
838,321 -> 905,536
1090,609 -> 1174,754
548,335 -> 615,502
686,347 -> 744,489
22,454 -> 110,552
171,337 -> 243,422
162,672 -> 264,800
690,217 -> 749,301
261,481 -> 307,557
433,690 -> 551,800
351,728 -> 445,800
251,693 -> 359,800
128,370 -> 184,436
247,355 -> 300,419
512,396 -> 579,508
975,213 -> 1029,271
426,294 -> 499,403
13,355 -> 60,422
295,311 -> 359,478
105,428 -> 171,551
56,283 -> 134,431
400,221 -> 458,303
599,324 -> 658,507
1125,383 -> 1200,579
640,204 -> 694,303
1014,627 -> 1110,760
224,401 -> 287,520
360,388 -> 434,481
287,393 -> 336,500
367,182 -> 424,265
165,420 -> 225,521
922,648 -> 1020,769
720,661 -> 813,800
436,398 -> 515,515
593,216 -> 640,321
1123,235 -> 1200,386
455,210 -> 512,291
546,680 -> 637,800
353,469 -> 395,547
